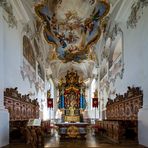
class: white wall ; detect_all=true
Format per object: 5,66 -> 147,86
96,1 -> 148,146
0,3 -> 51,146
106,3 -> 148,147
0,8 -> 4,108
2,5 -> 52,122
0,8 -> 9,147
3,19 -> 36,97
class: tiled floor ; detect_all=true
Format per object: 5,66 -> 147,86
3,132 -> 146,148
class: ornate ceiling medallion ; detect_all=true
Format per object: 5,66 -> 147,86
34,0 -> 110,62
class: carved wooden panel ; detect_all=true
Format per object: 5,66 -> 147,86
96,120 -> 138,143
14,101 -> 21,120
118,103 -> 124,120
4,87 -> 39,121
106,87 -> 143,121
35,106 -> 39,118
26,104 -> 31,119
21,103 -> 26,120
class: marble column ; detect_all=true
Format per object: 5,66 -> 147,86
0,7 -> 9,147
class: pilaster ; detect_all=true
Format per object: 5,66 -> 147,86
0,7 -> 9,147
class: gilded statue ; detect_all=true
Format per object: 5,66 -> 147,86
59,78 -> 64,87
47,90 -> 51,98
69,106 -> 75,116
69,100 -> 76,116
94,89 -> 98,98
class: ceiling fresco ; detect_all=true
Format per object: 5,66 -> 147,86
34,0 -> 110,62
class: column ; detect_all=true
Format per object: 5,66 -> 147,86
0,7 -> 9,147
61,95 -> 64,108
80,88 -> 83,109
61,87 -> 64,108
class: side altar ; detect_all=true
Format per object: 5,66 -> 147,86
57,69 -> 88,138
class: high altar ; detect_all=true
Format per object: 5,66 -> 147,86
56,70 -> 88,138
58,69 -> 86,122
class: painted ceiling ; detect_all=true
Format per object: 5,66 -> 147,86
34,0 -> 110,63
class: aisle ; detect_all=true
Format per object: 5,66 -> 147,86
44,132 -> 143,148
3,132 -> 145,148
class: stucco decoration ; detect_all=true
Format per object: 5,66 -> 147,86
127,0 -> 148,29
101,22 -> 124,85
101,21 -> 124,63
100,63 -> 108,81
20,60 -> 45,93
99,22 -> 124,113
108,24 -> 124,84
38,62 -> 45,81
34,38 -> 44,63
99,76 -> 109,110
0,0 -> 17,28
35,77 -> 45,93
87,46 -> 97,61
109,57 -> 124,86
34,39 -> 40,56
34,0 -> 110,62
108,88 -> 116,98
22,24 -> 32,36
20,60 -> 36,88
101,46 -> 110,61
104,21 -> 122,42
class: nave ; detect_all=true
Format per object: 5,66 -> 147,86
3,131 -> 144,148
1,0 -> 148,147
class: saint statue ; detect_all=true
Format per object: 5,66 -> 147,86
69,100 -> 75,116
47,90 -> 51,98
69,106 -> 75,116
94,89 -> 98,98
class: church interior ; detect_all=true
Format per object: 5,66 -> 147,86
0,0 -> 148,147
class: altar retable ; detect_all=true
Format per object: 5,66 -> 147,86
56,69 -> 88,138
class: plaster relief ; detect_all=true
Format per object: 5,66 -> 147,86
0,0 -> 17,28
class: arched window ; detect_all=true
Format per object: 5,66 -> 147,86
23,35 -> 36,69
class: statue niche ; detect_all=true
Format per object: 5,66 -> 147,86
58,69 -> 86,122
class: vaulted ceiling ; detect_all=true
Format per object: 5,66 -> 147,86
16,0 -> 122,85
34,0 -> 110,62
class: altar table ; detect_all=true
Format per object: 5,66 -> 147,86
56,122 -> 89,139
